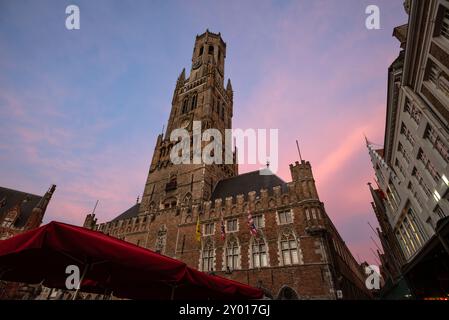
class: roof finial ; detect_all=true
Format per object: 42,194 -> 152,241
136,196 -> 140,204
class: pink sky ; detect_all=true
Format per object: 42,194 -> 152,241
0,0 -> 408,264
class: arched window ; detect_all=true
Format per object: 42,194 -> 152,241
277,286 -> 299,300
252,237 -> 268,268
208,45 -> 214,55
225,237 -> 240,270
199,46 -> 204,56
182,98 -> 189,114
191,94 -> 198,109
220,104 -> 225,120
280,233 -> 299,265
201,240 -> 214,272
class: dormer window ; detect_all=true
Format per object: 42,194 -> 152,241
0,197 -> 6,208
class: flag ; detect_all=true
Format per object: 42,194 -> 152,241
220,213 -> 226,241
247,208 -> 257,236
195,215 -> 201,242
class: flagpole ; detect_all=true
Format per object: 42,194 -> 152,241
296,140 -> 303,162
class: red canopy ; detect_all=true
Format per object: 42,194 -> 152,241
0,221 -> 263,300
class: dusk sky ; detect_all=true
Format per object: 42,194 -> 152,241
0,0 -> 408,263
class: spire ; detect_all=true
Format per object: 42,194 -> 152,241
178,68 -> 186,82
226,78 -> 233,92
226,79 -> 233,100
25,184 -> 56,229
35,184 -> 56,212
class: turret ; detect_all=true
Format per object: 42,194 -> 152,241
289,160 -> 318,199
25,184 -> 56,229
83,213 -> 97,229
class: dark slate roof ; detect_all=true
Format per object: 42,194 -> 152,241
211,169 -> 288,202
110,203 -> 140,222
0,186 -> 43,228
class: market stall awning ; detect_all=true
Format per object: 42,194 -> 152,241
0,221 -> 263,300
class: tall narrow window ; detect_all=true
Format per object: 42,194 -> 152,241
182,98 -> 189,114
280,233 -> 299,265
201,241 -> 214,272
191,94 -> 197,110
208,45 -> 214,55
199,46 -> 204,56
220,105 -> 225,120
252,237 -> 268,268
225,237 -> 239,270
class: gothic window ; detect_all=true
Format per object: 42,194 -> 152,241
225,237 -> 240,270
199,46 -> 204,56
208,45 -> 214,55
252,237 -> 268,268
277,286 -> 299,300
201,240 -> 214,272
215,99 -> 220,114
280,233 -> 299,265
220,105 -> 225,120
191,93 -> 198,109
182,98 -> 189,114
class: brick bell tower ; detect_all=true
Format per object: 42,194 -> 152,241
139,30 -> 237,216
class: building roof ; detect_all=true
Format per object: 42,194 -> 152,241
0,186 -> 43,228
211,169 -> 288,202
110,203 -> 140,222
393,24 -> 408,48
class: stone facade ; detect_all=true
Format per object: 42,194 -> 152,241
367,0 -> 449,298
367,0 -> 449,265
84,30 -> 371,300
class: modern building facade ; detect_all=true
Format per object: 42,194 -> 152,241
367,0 -> 449,299
82,30 -> 371,300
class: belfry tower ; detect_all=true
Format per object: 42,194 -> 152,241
139,30 -> 237,216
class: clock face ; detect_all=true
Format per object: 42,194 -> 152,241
192,60 -> 202,70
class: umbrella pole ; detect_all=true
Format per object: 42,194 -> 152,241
170,285 -> 176,300
72,263 -> 89,300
